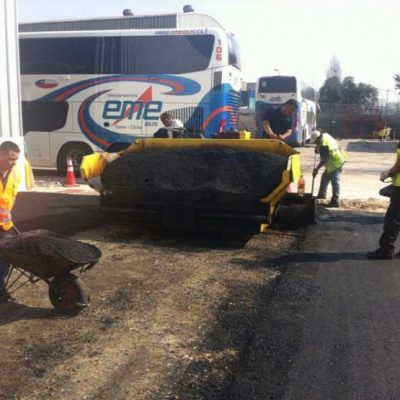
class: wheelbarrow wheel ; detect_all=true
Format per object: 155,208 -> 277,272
49,273 -> 88,315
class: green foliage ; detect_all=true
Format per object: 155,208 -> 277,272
319,76 -> 342,103
319,76 -> 378,105
394,74 -> 400,91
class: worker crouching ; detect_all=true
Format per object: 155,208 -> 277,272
311,130 -> 347,208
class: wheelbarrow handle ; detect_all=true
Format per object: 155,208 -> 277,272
12,225 -> 21,236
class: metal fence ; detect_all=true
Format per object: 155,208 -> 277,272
318,103 -> 400,139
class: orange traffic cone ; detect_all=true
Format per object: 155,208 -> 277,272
63,157 -> 79,187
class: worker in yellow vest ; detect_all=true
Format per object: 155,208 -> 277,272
0,141 -> 21,300
311,130 -> 347,207
367,141 -> 400,259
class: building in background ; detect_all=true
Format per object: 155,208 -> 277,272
0,0 -> 26,188
240,81 -> 256,111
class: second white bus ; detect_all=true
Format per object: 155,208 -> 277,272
255,75 -> 318,146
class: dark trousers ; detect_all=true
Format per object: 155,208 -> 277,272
317,168 -> 342,201
379,186 -> 400,255
0,230 -> 11,290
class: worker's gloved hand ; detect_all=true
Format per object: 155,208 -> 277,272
312,168 -> 319,177
380,170 -> 391,182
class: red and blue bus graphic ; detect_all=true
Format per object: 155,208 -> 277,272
38,74 -> 240,149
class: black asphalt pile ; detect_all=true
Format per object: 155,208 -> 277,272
0,230 -> 101,264
101,148 -> 288,204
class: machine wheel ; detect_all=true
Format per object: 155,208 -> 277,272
57,143 -> 93,175
49,273 -> 88,315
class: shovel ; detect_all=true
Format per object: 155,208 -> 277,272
311,150 -> 318,197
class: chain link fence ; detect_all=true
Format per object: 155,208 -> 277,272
318,103 -> 400,139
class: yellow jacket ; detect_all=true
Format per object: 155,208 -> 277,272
0,166 -> 20,231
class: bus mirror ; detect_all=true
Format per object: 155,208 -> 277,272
317,104 -> 321,114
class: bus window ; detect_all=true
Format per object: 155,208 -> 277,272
22,101 -> 69,132
20,37 -> 106,75
118,35 -> 215,74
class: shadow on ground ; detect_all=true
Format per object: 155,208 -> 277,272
13,192 -> 100,235
0,301 -> 60,327
345,140 -> 396,153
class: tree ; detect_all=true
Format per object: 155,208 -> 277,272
341,76 -> 358,104
326,56 -> 342,80
318,76 -> 343,103
319,75 -> 378,105
394,73 -> 400,92
357,82 -> 378,105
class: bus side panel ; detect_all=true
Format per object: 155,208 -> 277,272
197,68 -> 241,137
25,131 -> 51,168
142,70 -> 213,137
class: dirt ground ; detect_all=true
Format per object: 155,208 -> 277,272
0,214 -> 299,400
0,139 -> 395,399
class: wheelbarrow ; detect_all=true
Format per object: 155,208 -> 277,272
0,229 -> 101,315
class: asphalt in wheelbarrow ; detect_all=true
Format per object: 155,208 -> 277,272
101,148 -> 288,203
0,229 -> 101,264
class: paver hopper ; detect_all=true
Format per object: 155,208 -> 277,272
81,138 -> 314,233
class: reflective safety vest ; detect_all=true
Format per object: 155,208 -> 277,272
320,133 -> 347,173
0,167 -> 20,231
393,149 -> 400,187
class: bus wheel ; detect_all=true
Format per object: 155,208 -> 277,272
57,143 -> 93,175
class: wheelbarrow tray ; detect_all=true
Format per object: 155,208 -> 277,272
0,229 -> 101,280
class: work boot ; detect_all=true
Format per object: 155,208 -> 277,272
325,199 -> 340,208
367,248 -> 393,260
0,289 -> 13,302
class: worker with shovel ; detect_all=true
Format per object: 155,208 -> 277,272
311,130 -> 347,208
0,141 -> 21,301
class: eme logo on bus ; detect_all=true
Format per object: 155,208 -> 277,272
102,100 -> 163,121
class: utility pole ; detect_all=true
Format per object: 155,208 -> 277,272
386,89 -> 390,116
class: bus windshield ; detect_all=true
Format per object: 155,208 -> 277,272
258,76 -> 297,93
227,34 -> 242,70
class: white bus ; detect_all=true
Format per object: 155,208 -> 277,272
19,28 -> 242,172
255,75 -> 318,146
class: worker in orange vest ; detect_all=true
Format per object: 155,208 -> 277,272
0,141 -> 21,300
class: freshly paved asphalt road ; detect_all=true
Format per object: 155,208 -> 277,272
282,208 -> 400,400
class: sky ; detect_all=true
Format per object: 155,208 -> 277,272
17,0 -> 400,97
